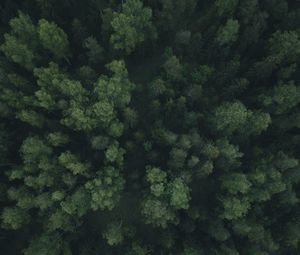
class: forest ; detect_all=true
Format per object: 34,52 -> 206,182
0,0 -> 300,254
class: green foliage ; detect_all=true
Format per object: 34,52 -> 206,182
260,82 -> 300,114
156,0 -> 197,31
168,147 -> 188,169
216,139 -> 243,168
47,209 -> 74,232
1,1 -> 300,254
210,101 -> 271,137
91,99 -> 115,127
191,65 -> 214,84
141,197 -> 176,228
216,19 -> 240,46
38,19 -> 70,59
20,136 -> 52,165
124,107 -> 138,128
110,0 -> 155,53
208,220 -> 230,241
248,155 -> 289,202
59,151 -> 89,175
94,60 -> 134,108
215,0 -> 239,16
163,55 -> 183,81
221,173 -> 252,195
221,196 -> 251,220
210,101 -> 249,134
16,110 -> 45,127
146,167 -> 167,197
181,245 -> 204,255
52,191 -> 65,201
268,30 -> 300,64
175,30 -> 191,46
102,222 -> 124,246
85,167 -> 124,211
169,178 -> 190,209
0,11 -> 38,70
1,207 -> 29,230
245,111 -> 271,135
60,187 -> 90,217
126,243 -> 149,255
197,160 -> 214,177
83,36 -> 104,64
23,232 -> 71,255
47,132 -> 69,146
105,143 -> 125,165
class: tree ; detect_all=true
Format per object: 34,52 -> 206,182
215,0 -> 239,17
110,0 -> 156,53
175,30 -> 191,47
23,232 -> 71,255
221,173 -> 252,195
210,101 -> 249,135
156,0 -> 197,31
102,222 -> 124,246
259,81 -> 300,114
20,136 -> 52,166
1,207 -> 29,230
0,11 -> 38,70
94,60 -> 134,108
244,111 -> 271,135
47,132 -> 69,147
169,178 -> 190,209
60,187 -> 90,217
168,147 -> 187,169
215,138 -> 243,169
85,167 -> 125,211
208,220 -> 230,241
38,19 -> 70,59
221,196 -> 251,220
58,151 -> 89,175
146,166 -> 167,197
126,243 -> 149,255
16,110 -> 45,127
1,1 -> 300,254
210,101 -> 271,137
105,142 -> 125,165
268,30 -> 300,65
83,36 -> 104,65
216,19 -> 240,46
163,55 -> 183,81
141,197 -> 176,228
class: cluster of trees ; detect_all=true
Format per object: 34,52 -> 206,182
0,0 -> 300,254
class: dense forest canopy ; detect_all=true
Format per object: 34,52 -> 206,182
0,0 -> 300,254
